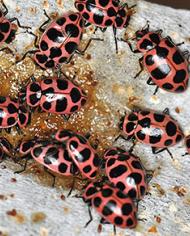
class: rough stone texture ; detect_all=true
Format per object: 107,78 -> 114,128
0,0 -> 190,236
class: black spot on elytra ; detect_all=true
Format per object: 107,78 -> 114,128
65,41 -> 78,54
156,46 -> 169,58
65,24 -> 80,38
83,165 -> 92,173
106,158 -> 116,167
50,47 -> 62,59
140,39 -> 153,50
42,102 -> 51,110
149,133 -> 161,144
0,96 -> 6,103
7,117 -> 15,126
105,19 -> 113,26
29,94 -> 39,106
79,148 -> 91,162
116,182 -> 125,191
0,22 -> 10,33
102,200 -> 116,216
154,113 -> 165,122
70,105 -> 78,112
126,122 -> 136,133
162,83 -> 174,90
131,160 -> 143,170
0,32 -> 4,42
122,203 -> 133,216
126,218 -> 134,227
172,51 -> 184,65
129,173 -> 142,184
7,103 -> 17,114
176,134 -> 182,142
46,28 -> 63,42
102,188 -> 113,197
151,64 -> 171,80
70,88 -> 81,103
18,113 -> 27,125
21,141 -> 34,153
165,39 -> 174,48
139,117 -> 151,128
43,79 -> 52,84
149,33 -> 160,44
128,189 -> 137,199
36,54 -> 48,63
186,137 -> 190,148
166,121 -> 177,136
76,3 -> 84,12
145,55 -> 154,66
33,146 -> 43,158
99,0 -> 109,7
69,14 -> 78,22
107,7 -> 117,17
55,98 -> 68,112
93,154 -> 100,167
30,82 -> 41,92
86,186 -> 97,197
57,79 -> 68,90
114,216 -> 123,225
173,69 -> 187,83
93,197 -> 102,207
164,139 -> 173,146
93,14 -> 104,25
40,40 -> 48,51
136,131 -> 145,141
118,154 -> 130,161
110,165 -> 127,178
58,163 -> 68,173
82,12 -> 90,20
56,17 -> 66,26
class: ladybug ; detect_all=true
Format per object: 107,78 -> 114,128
75,0 -> 135,53
184,135 -> 190,155
127,23 -> 189,94
19,76 -> 87,117
0,137 -> 13,161
54,129 -> 100,179
21,11 -> 84,69
0,1 -> 30,48
104,147 -> 148,200
0,96 -> 30,133
119,108 -> 183,154
15,139 -> 79,186
82,181 -> 137,229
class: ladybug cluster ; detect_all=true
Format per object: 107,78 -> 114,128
0,0 -> 190,233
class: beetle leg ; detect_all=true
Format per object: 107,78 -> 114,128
62,114 -> 70,121
147,77 -> 155,85
163,108 -> 170,115
113,26 -> 118,54
44,166 -> 56,187
9,17 -> 31,29
5,128 -> 11,134
0,47 -> 14,55
134,57 -> 144,78
152,147 -> 173,159
1,1 -> 8,16
16,49 -> 39,64
14,156 -> 31,174
39,10 -> 51,33
67,177 -> 76,197
84,205 -> 93,228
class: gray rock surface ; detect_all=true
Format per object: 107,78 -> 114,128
0,0 -> 190,236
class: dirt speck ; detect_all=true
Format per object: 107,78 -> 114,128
172,186 -> 187,197
31,212 -> 46,223
148,225 -> 157,233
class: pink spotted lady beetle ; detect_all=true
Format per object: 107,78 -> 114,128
20,11 -> 84,69
104,147 -> 148,200
119,108 -> 183,155
19,76 -> 87,117
0,96 -> 30,133
82,181 -> 137,229
127,23 -> 189,94
75,0 -> 135,53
